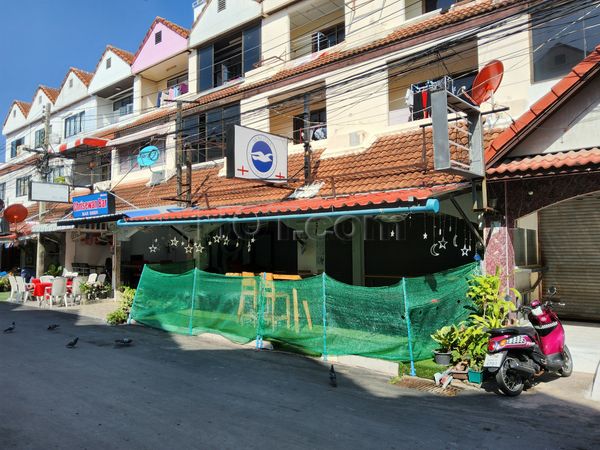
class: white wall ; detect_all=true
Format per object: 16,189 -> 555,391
54,72 -> 89,111
3,103 -> 29,136
189,0 -> 262,48
88,50 -> 132,95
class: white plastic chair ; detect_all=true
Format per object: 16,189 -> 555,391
87,273 -> 98,284
41,277 -> 67,308
68,276 -> 86,305
8,275 -> 19,302
95,273 -> 106,286
15,276 -> 31,303
40,275 -> 54,283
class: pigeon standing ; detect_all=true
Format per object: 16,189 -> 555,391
329,365 -> 337,387
4,322 -> 15,333
47,324 -> 60,331
114,338 -> 133,347
66,337 -> 79,348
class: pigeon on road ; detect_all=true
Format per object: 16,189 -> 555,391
4,322 -> 15,333
329,365 -> 337,387
66,337 -> 79,348
47,324 -> 60,330
114,338 -> 133,346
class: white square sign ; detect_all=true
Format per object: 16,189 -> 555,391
227,125 -> 288,183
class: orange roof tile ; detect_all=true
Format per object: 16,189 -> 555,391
2,100 -> 32,128
486,45 -> 600,166
487,148 -> 600,178
90,45 -> 136,77
38,85 -> 60,103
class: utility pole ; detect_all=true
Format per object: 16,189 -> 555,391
175,101 -> 184,207
35,103 -> 52,277
303,93 -> 312,185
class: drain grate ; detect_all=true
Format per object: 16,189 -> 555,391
393,376 -> 462,397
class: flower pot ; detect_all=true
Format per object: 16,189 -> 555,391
433,351 -> 452,366
468,368 -> 483,384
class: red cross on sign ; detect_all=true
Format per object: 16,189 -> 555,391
275,172 -> 285,179
237,166 -> 249,175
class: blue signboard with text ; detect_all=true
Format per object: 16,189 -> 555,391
72,192 -> 115,219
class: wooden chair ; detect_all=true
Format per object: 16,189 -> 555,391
237,272 -> 258,324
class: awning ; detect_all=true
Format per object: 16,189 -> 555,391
32,223 -> 75,233
118,185 -> 465,226
108,123 -> 171,147
57,213 -> 125,226
58,137 -> 109,153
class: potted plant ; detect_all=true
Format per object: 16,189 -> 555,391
431,325 -> 457,365
80,282 -> 94,303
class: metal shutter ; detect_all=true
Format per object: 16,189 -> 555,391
539,194 -> 600,321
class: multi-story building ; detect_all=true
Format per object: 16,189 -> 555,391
2,0 -> 600,320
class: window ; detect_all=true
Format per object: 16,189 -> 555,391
64,112 -> 85,138
16,176 -> 31,197
52,166 -> 66,183
69,78 -> 73,88
10,137 -> 24,158
182,103 -> 240,163
119,142 -> 165,173
38,95 -> 42,104
218,0 -> 226,12
312,23 -> 345,53
12,109 -> 16,118
167,73 -> 188,89
532,6 -> 600,82
198,24 -> 260,92
0,183 -> 5,200
293,108 -> 327,143
35,129 -> 45,148
113,95 -> 133,116
425,0 -> 456,12
106,57 -> 112,69
155,31 -> 162,44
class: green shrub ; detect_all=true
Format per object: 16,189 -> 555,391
106,286 -> 136,325
0,277 -> 11,292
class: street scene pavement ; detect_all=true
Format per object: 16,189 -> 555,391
1,301 -> 599,450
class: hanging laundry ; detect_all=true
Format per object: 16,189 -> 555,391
180,83 -> 189,94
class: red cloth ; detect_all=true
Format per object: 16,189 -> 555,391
30,279 -> 72,297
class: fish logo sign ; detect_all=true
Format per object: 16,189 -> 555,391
247,135 -> 277,179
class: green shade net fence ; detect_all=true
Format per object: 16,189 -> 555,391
130,262 -> 478,362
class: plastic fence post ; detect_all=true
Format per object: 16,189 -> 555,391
402,277 -> 416,377
322,272 -> 327,362
188,268 -> 198,336
127,264 -> 147,325
255,273 -> 266,350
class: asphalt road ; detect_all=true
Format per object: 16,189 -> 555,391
1,302 -> 599,450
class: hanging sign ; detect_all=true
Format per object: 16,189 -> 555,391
226,125 -> 288,183
72,192 -> 115,218
29,181 -> 71,203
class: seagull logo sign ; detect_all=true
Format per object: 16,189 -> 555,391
247,135 -> 276,178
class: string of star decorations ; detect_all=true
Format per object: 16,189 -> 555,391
147,231 -> 255,256
426,214 -> 476,259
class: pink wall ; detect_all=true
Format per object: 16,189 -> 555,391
132,22 -> 188,74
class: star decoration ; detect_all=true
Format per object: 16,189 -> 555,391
194,243 -> 205,254
390,230 -> 395,238
438,237 -> 448,250
148,244 -> 158,253
208,240 -> 212,246
423,232 -> 428,240
170,237 -> 179,247
184,244 -> 194,254
250,237 -> 256,244
461,245 -> 469,256
223,236 -> 230,245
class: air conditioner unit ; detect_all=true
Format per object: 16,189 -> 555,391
147,170 -> 166,187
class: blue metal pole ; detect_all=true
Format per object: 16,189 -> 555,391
117,199 -> 440,227
402,277 -> 416,377
322,272 -> 327,362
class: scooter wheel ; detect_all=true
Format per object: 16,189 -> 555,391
559,345 -> 573,378
496,357 -> 524,397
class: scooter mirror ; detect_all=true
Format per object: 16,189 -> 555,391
547,286 -> 557,296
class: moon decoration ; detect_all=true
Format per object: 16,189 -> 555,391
452,234 -> 458,247
430,243 -> 440,257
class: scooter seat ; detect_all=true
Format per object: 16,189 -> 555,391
488,327 -> 537,338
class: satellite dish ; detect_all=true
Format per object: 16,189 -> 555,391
137,145 -> 161,168
4,204 -> 28,224
470,60 -> 504,105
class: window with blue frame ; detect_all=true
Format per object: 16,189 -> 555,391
10,137 -> 24,158
113,95 -> 133,116
197,24 -> 261,92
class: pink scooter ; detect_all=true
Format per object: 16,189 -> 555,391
483,287 -> 573,396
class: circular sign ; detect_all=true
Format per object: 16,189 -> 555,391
137,145 -> 160,167
4,204 -> 28,224
247,135 -> 276,179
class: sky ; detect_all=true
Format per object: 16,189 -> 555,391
0,0 -> 195,160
